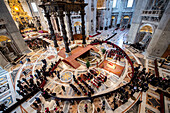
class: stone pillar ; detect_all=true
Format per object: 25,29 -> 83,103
80,5 -> 86,45
128,16 -> 132,24
36,0 -> 48,31
0,51 -> 10,68
66,12 -> 74,41
127,0 -> 148,43
117,0 -> 123,25
41,5 -> 59,48
0,0 -> 28,54
120,15 -> 123,26
20,0 -> 32,17
10,41 -> 20,55
57,9 -> 70,53
107,0 -> 113,28
93,0 -> 97,33
85,0 -> 91,36
146,2 -> 170,57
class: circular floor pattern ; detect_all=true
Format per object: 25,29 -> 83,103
60,71 -> 73,83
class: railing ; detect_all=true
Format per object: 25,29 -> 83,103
141,10 -> 162,17
4,42 -> 134,112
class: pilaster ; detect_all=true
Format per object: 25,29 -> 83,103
41,4 -> 59,48
127,0 -> 148,43
146,1 -> 170,57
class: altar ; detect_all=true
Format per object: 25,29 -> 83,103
99,60 -> 124,77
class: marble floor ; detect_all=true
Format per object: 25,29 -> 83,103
1,28 -> 169,113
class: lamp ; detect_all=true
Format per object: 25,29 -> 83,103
14,6 -> 19,12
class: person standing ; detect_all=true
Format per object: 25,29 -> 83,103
62,85 -> 66,92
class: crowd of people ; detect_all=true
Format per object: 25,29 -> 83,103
107,48 -> 126,61
16,55 -> 169,113
129,42 -> 145,51
26,38 -> 50,51
16,58 -> 60,99
2,49 -> 169,113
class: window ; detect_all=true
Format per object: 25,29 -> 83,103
113,0 -> 117,8
127,0 -> 134,7
31,2 -> 38,12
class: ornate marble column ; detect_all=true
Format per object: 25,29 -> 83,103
40,4 -> 59,49
57,7 -> 70,53
80,5 -> 86,45
66,11 -> 74,41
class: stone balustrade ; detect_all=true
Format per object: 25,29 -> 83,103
141,10 -> 163,17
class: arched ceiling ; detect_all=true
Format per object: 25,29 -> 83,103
0,35 -> 10,42
74,21 -> 81,26
140,25 -> 153,33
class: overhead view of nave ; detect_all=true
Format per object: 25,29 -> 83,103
0,0 -> 170,113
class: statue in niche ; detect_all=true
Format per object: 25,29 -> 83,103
0,41 -> 10,55
0,39 -> 17,62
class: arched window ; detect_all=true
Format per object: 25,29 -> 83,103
127,0 -> 134,7
113,0 -> 117,8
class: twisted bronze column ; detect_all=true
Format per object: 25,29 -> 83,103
66,12 -> 74,41
57,8 -> 70,53
80,5 -> 86,45
40,4 -> 59,48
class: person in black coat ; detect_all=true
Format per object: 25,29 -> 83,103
56,101 -> 60,106
0,103 -> 6,111
35,97 -> 41,103
62,85 -> 66,92
36,69 -> 41,77
33,103 -> 39,108
36,80 -> 41,86
23,89 -> 28,94
24,85 -> 29,90
22,78 -> 29,85
17,84 -> 23,90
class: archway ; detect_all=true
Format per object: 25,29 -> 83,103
74,21 -> 82,34
139,24 -> 154,34
111,16 -> 117,27
0,35 -> 18,62
134,24 -> 155,50
138,24 -> 154,42
122,16 -> 130,27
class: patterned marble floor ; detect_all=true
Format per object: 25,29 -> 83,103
2,28 -> 170,113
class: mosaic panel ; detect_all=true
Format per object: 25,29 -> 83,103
0,75 -> 7,83
0,91 -> 11,100
0,95 -> 13,107
146,94 -> 160,110
0,83 -> 9,94
0,80 -> 8,86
